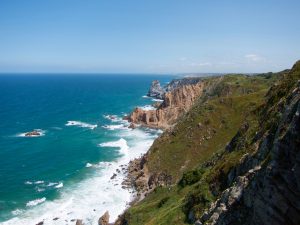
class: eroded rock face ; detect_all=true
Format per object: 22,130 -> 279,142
199,76 -> 300,225
147,80 -> 165,99
130,81 -> 206,129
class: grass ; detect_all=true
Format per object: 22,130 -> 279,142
119,67 -> 298,225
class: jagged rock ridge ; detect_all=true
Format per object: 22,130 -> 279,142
197,62 -> 300,225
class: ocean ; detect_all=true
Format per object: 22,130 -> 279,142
0,74 -> 173,225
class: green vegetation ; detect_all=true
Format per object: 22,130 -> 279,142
119,63 -> 300,225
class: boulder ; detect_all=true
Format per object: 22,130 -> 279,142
25,130 -> 41,136
75,219 -> 83,225
128,123 -> 136,129
98,211 -> 109,225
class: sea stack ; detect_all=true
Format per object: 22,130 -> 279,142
147,80 -> 165,99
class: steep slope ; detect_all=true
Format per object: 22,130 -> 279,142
116,62 -> 299,225
198,61 -> 300,225
115,71 -> 282,225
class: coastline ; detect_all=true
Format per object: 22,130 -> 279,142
3,122 -> 161,225
1,76 -> 167,225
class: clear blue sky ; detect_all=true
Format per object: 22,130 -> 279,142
0,0 -> 299,73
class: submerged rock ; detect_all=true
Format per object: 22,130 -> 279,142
25,130 -> 41,137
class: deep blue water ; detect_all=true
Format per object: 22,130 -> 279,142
0,74 -> 173,223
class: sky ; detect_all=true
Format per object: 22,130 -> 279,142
0,0 -> 299,74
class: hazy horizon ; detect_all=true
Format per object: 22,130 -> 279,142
0,0 -> 299,74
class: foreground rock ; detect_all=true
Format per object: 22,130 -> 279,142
98,211 -> 109,225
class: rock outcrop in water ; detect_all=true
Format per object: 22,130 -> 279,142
98,211 -> 110,225
25,130 -> 42,137
147,80 -> 165,99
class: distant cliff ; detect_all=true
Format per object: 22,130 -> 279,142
129,77 -> 223,129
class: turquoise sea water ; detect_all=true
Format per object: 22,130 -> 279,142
0,74 -> 172,224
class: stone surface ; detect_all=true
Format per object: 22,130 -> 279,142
199,70 -> 300,225
130,80 -> 206,129
75,219 -> 83,225
98,211 -> 109,225
147,80 -> 165,99
25,130 -> 41,136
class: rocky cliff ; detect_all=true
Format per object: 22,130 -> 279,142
115,62 -> 300,225
197,62 -> 300,225
147,80 -> 165,99
129,77 -> 224,129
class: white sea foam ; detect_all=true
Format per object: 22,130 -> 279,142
35,187 -> 45,192
99,138 -> 129,155
138,105 -> 156,111
103,114 -> 128,124
17,129 -> 46,137
152,98 -> 164,102
65,121 -> 97,130
142,95 -> 150,98
26,198 -> 46,207
47,182 -> 58,187
86,163 -> 93,168
11,209 -> 23,216
55,182 -> 63,189
102,124 -> 128,131
24,181 -> 33,185
4,122 -> 160,225
34,181 -> 44,184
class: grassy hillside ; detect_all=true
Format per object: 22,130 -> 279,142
116,71 -> 287,225
146,74 -> 278,181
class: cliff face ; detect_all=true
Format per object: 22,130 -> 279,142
198,62 -> 300,225
129,78 -> 215,129
116,63 -> 300,225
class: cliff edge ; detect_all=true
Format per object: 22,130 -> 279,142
116,62 -> 299,225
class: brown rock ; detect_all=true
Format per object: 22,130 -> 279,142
129,81 -> 207,129
75,219 -> 83,225
98,211 -> 109,225
128,123 -> 137,129
25,130 -> 41,136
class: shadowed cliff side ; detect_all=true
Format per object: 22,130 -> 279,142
197,61 -> 300,225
